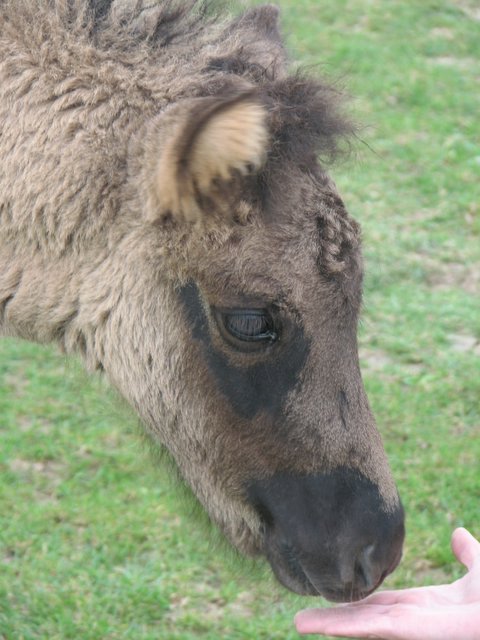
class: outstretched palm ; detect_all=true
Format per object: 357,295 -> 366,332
295,528 -> 480,640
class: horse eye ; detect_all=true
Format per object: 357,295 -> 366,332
215,309 -> 278,344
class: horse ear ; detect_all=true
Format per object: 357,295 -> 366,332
150,92 -> 268,224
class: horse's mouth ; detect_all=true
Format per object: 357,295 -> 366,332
264,537 -> 403,602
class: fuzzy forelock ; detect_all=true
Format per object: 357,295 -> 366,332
0,0 -> 217,47
39,0 -> 354,165
86,0 -> 217,47
264,73 -> 355,167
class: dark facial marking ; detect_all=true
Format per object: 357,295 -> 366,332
179,281 -> 310,419
339,389 -> 349,431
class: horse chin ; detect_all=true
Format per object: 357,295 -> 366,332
266,554 -> 380,601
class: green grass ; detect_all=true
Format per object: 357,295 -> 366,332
1,1 -> 479,638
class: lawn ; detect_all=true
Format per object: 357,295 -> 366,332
1,1 -> 479,638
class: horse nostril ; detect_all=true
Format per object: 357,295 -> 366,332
354,543 -> 378,591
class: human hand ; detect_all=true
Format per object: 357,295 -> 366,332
294,527 -> 480,639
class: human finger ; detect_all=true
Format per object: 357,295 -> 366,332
451,528 -> 480,571
341,584 -> 439,607
295,605 -> 392,637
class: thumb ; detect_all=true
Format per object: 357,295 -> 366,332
451,527 -> 480,571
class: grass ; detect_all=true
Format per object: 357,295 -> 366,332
1,1 -> 479,638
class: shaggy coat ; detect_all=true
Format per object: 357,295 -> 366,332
0,0 -> 404,601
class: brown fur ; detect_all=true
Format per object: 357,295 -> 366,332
0,0 -> 402,595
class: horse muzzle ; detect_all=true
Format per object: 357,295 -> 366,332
248,468 -> 405,601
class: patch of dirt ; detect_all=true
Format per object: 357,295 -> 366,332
8,458 -> 65,504
453,0 -> 480,21
402,363 -> 426,376
17,416 -> 54,434
166,593 -> 190,623
2,548 -> 16,564
428,56 -> 477,70
429,27 -> 455,39
227,591 -> 255,618
359,349 -> 428,378
8,458 -> 65,484
447,333 -> 479,354
2,371 -> 29,397
166,592 -> 225,624
359,348 -> 393,371
201,598 -> 227,622
166,588 -> 255,624
426,260 -> 480,296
